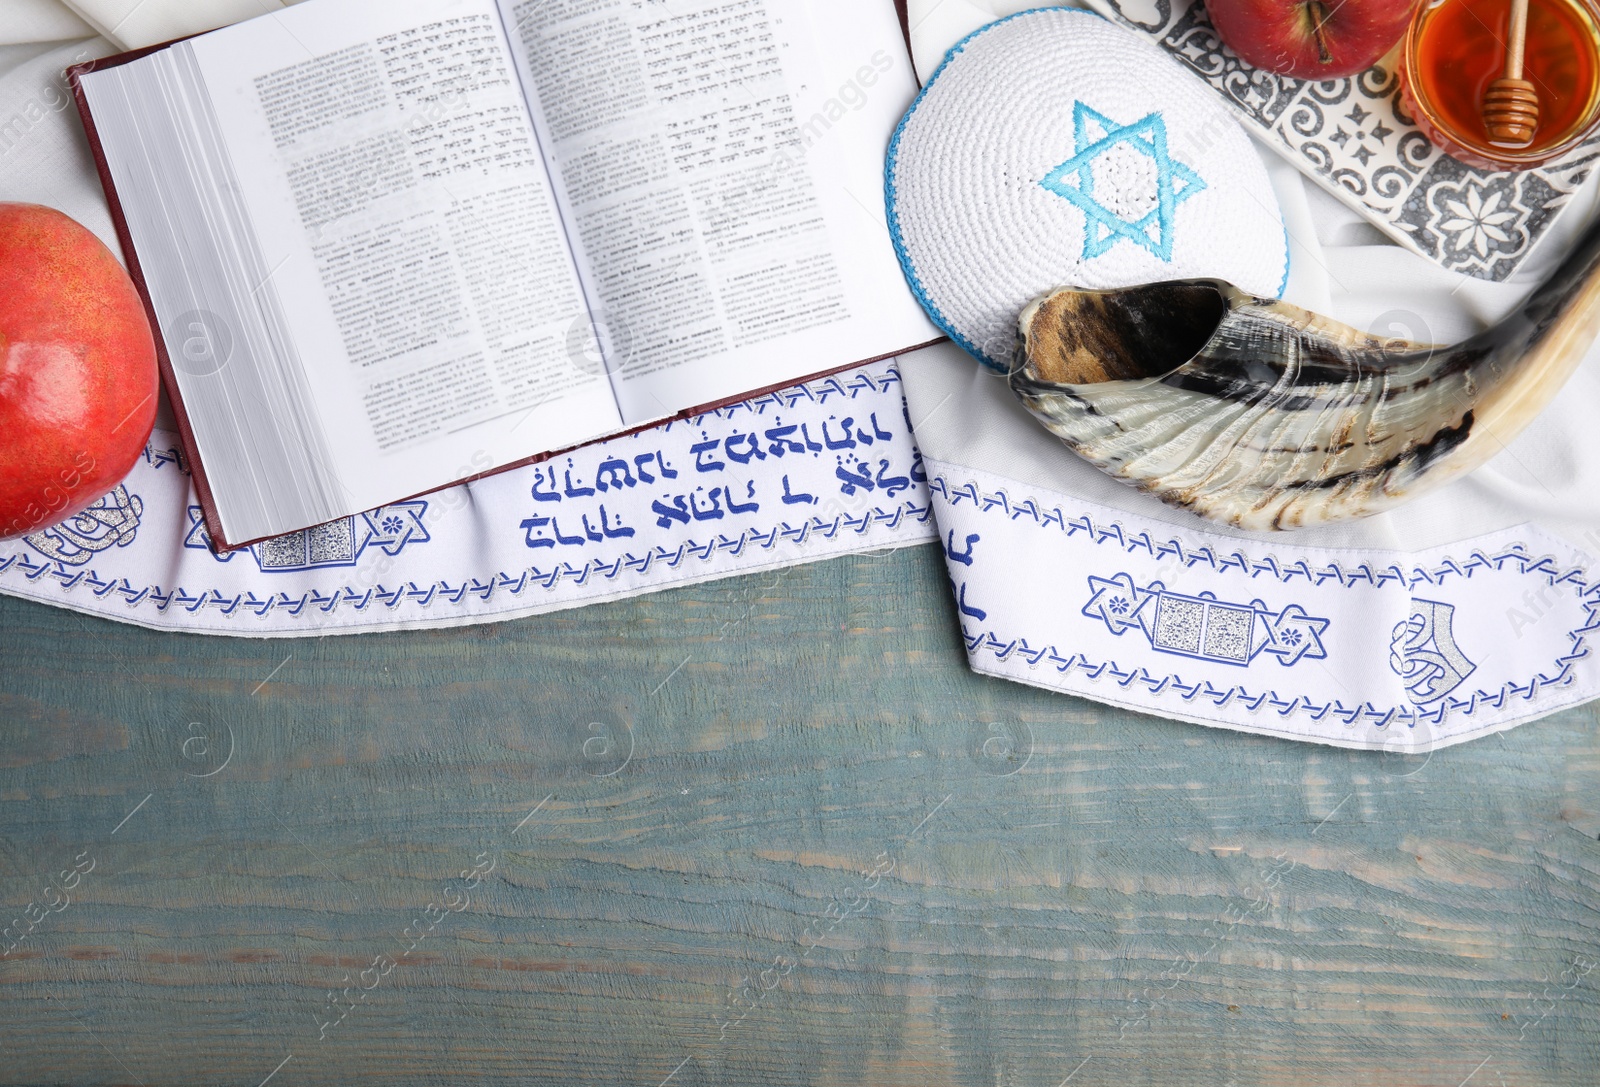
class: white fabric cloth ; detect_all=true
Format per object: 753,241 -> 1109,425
0,0 -> 303,51
901,0 -> 1600,750
0,38 -> 119,247
0,1 -> 92,45
59,0 -> 297,50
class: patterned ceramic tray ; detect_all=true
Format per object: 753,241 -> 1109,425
1083,0 -> 1600,280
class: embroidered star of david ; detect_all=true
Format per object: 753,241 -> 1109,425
1039,102 -> 1207,262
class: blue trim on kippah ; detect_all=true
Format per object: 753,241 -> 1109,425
885,7 -> 1103,373
1278,223 -> 1292,300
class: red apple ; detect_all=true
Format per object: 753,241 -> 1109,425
0,203 -> 157,540
1206,0 -> 1417,79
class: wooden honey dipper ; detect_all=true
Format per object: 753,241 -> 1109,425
1483,0 -> 1540,145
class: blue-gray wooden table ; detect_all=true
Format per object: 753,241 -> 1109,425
1,543 -> 1597,1086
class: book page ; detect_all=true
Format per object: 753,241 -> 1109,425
497,0 -> 937,424
88,0 -> 621,543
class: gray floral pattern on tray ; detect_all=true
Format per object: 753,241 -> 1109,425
1083,0 -> 1600,280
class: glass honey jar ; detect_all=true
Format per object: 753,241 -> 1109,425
1400,0 -> 1600,168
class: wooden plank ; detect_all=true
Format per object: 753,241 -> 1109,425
1,544 -> 1597,1086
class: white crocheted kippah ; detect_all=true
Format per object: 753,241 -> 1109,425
887,7 -> 1290,372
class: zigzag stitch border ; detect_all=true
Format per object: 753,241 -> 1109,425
0,504 -> 933,618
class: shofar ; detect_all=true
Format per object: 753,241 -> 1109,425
1010,219 -> 1600,530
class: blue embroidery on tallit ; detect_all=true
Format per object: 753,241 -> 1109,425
1083,571 -> 1329,668
183,502 -> 430,573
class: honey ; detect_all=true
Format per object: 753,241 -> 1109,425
1402,0 -> 1600,167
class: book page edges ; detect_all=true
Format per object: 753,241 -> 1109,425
68,43 -> 243,551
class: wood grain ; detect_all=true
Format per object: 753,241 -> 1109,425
1,544 -> 1598,1086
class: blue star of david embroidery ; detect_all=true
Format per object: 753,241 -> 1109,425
1261,603 -> 1330,667
1039,102 -> 1207,262
1083,572 -> 1157,635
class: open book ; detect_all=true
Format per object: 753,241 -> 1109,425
71,0 -> 936,548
